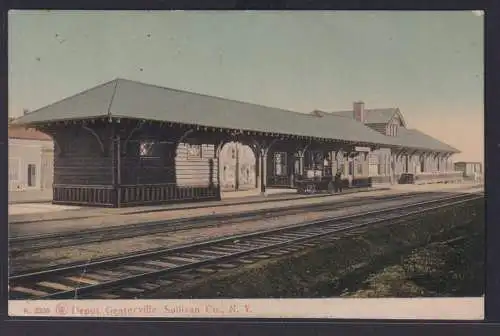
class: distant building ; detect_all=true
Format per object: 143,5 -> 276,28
313,102 -> 459,184
454,161 -> 482,180
8,124 -> 54,192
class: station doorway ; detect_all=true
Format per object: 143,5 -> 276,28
219,142 -> 257,192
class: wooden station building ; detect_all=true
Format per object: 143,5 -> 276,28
11,78 -> 461,207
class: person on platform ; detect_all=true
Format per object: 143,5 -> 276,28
334,169 -> 343,193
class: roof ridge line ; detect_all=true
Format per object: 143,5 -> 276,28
106,79 -> 120,119
12,78 -> 119,122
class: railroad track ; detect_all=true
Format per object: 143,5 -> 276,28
8,192 -> 482,300
9,187 -> 375,225
9,191 -> 442,254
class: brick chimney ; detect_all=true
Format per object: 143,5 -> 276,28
353,101 -> 365,123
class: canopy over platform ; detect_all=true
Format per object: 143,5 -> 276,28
12,78 -> 459,154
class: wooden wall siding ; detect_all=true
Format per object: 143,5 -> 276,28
54,156 -> 113,185
54,123 -> 113,157
52,123 -> 114,186
176,142 -> 218,187
120,157 -> 176,185
366,123 -> 387,135
41,148 -> 54,190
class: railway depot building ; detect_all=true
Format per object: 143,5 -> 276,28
12,78 -> 461,207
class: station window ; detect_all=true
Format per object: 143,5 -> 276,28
388,124 -> 398,137
273,152 -> 287,176
308,151 -> 323,170
357,162 -> 363,175
27,164 -> 36,187
187,144 -> 203,160
139,140 -> 155,157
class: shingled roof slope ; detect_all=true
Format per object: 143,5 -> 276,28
394,127 -> 458,153
328,108 -> 404,125
11,78 -> 399,147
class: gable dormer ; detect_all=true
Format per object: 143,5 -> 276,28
323,104 -> 408,136
385,109 -> 406,136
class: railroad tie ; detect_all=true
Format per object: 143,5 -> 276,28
181,253 -> 212,260
166,256 -> 201,263
37,281 -> 75,292
10,286 -> 49,297
139,283 -> 161,290
121,287 -> 145,293
143,260 -> 179,268
97,293 -> 121,299
215,263 -> 238,269
195,268 -> 217,274
66,276 -> 101,285
267,251 -> 288,256
253,254 -> 271,259
199,249 -> 228,256
80,273 -> 115,281
123,265 -> 160,273
237,259 -> 256,264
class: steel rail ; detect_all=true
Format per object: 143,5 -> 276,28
8,192 -> 482,300
9,191 -> 441,253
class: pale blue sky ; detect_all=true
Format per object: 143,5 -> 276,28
8,10 -> 484,162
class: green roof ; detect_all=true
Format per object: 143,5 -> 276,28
12,78 -> 459,153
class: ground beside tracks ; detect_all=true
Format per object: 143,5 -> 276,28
144,198 -> 484,299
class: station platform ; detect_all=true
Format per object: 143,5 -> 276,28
9,187 -> 380,222
9,186 -> 396,237
8,183 -> 482,239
